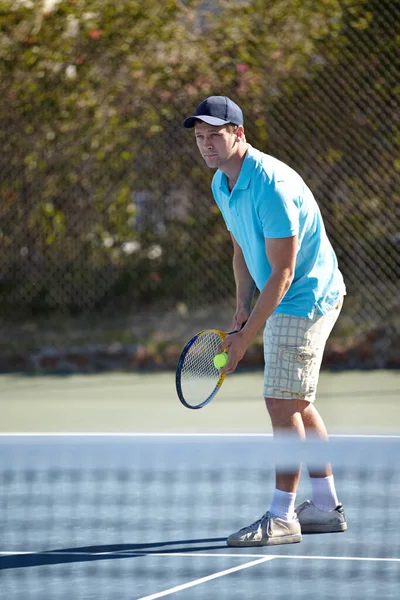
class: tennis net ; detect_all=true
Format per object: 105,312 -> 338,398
1,434 -> 399,599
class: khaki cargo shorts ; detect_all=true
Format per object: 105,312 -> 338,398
263,299 -> 343,402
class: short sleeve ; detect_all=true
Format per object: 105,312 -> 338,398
258,180 -> 300,239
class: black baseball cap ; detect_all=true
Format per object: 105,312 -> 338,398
183,96 -> 243,128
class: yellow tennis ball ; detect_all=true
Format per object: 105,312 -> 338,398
213,352 -> 228,369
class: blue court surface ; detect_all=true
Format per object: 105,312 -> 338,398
1,434 -> 399,599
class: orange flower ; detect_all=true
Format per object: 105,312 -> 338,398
89,30 -> 102,40
23,36 -> 38,45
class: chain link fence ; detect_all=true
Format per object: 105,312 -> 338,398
1,0 -> 399,368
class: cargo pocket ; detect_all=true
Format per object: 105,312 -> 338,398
274,345 -> 318,395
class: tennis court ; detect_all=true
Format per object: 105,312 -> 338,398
1,434 -> 399,599
0,369 -> 399,433
1,370 -> 400,598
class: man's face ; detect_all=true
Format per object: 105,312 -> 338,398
194,121 -> 238,169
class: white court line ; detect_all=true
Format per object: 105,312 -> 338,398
277,555 -> 400,563
131,552 -> 400,563
1,551 -> 399,563
135,556 -> 273,600
1,433 -> 400,438
2,551 -> 398,600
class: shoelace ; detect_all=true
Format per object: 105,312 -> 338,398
240,511 -> 271,533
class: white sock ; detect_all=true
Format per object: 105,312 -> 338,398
310,475 -> 339,511
269,488 -> 296,521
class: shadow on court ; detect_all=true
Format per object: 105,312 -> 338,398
0,538 -> 228,570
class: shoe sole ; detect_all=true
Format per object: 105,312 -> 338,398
226,534 -> 302,547
300,522 -> 347,533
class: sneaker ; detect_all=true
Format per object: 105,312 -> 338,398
227,511 -> 302,547
295,500 -> 347,533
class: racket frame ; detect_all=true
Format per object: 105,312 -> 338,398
175,329 -> 228,410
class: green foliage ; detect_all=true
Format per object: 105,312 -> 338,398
0,0 -> 399,318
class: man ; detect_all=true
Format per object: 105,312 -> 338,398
183,96 -> 347,547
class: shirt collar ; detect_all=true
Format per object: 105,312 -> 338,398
219,145 -> 255,195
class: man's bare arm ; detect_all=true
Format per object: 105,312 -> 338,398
242,235 -> 298,341
231,233 -> 256,329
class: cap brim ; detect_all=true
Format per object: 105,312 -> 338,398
183,115 -> 230,128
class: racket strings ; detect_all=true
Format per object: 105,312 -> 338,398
180,332 -> 223,403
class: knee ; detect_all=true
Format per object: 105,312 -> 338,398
264,396 -> 307,434
264,397 -> 282,418
265,396 -> 310,416
264,397 -> 299,425
264,397 -> 311,425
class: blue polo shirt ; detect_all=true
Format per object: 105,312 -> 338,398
211,145 -> 346,318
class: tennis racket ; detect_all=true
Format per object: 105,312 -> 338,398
176,328 -> 235,410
